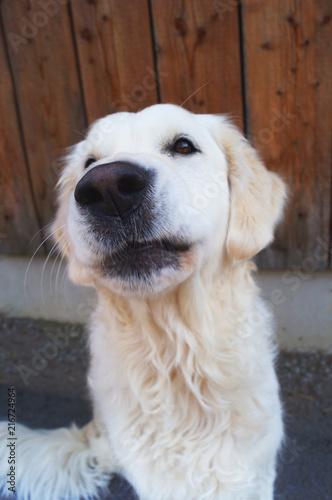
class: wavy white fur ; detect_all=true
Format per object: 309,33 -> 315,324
0,104 -> 286,500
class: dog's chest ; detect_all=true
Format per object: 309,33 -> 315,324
86,302 -> 282,499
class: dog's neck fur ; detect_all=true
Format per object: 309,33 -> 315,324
90,259 -> 269,416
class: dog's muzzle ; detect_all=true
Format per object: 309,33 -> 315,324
74,161 -> 153,219
73,160 -> 192,284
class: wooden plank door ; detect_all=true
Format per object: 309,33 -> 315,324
242,0 -> 332,269
2,0 -> 86,246
70,0 -> 159,124
150,0 -> 243,124
0,17 -> 40,254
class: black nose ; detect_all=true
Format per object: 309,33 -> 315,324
74,162 -> 152,218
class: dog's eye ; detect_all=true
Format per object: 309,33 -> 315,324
172,138 -> 198,155
84,157 -> 96,169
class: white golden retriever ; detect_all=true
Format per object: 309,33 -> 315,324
0,104 -> 286,500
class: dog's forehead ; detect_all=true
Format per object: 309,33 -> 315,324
85,104 -> 216,155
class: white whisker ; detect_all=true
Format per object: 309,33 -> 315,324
30,221 -> 54,244
54,238 -> 70,301
180,78 -> 213,109
48,232 -> 69,299
40,236 -> 66,305
24,225 -> 67,305
59,122 -> 86,138
60,252 -> 73,315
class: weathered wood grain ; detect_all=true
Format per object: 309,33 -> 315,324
0,16 -> 41,254
242,0 -> 332,269
70,0 -> 158,123
150,0 -> 243,124
2,0 -> 86,239
1,0 -> 331,269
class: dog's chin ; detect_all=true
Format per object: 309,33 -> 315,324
91,238 -> 195,297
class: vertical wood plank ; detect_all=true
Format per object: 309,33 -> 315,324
2,0 -> 86,235
242,0 -> 332,269
150,0 -> 243,123
0,17 -> 41,254
70,0 -> 159,123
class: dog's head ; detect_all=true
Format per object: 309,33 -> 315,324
53,104 -> 286,296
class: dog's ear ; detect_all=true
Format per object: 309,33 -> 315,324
221,123 -> 287,261
199,114 -> 287,261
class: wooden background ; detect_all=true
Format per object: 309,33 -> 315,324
0,0 -> 331,269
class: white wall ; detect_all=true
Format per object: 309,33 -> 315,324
0,256 -> 331,352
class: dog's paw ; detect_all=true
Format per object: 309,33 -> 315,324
0,420 -> 113,500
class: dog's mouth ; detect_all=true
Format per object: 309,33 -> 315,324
100,237 -> 192,281
124,238 -> 191,253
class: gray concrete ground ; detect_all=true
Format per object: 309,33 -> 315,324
0,316 -> 331,499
